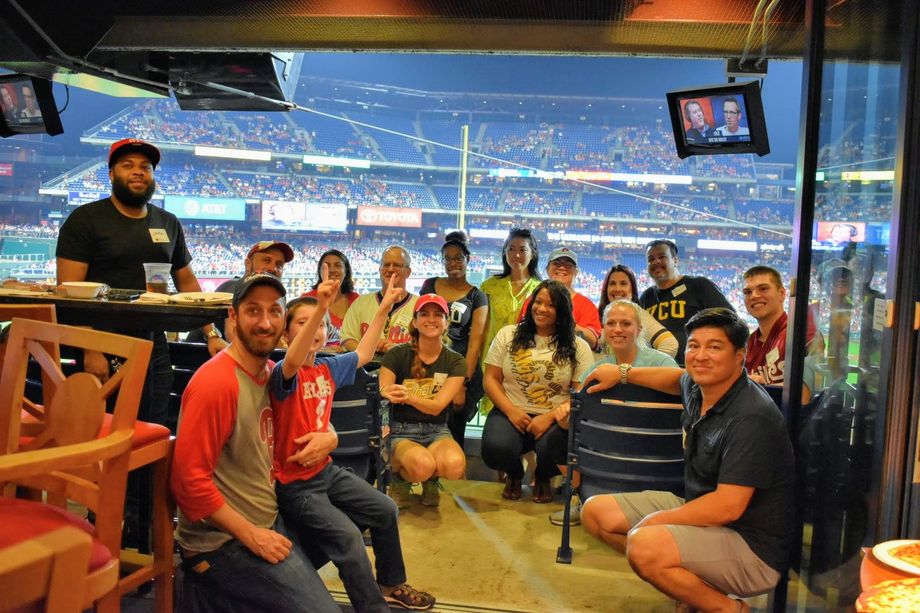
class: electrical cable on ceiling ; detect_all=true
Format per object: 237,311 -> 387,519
8,0 -> 791,238
56,84 -> 69,114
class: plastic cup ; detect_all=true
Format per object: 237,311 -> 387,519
143,263 -> 172,294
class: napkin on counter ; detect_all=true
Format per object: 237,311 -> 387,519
133,292 -> 170,304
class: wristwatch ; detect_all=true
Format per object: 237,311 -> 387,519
204,327 -> 222,341
619,363 -> 632,385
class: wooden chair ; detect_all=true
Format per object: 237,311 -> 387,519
556,384 -> 684,564
0,318 -> 152,612
0,304 -> 58,410
4,309 -> 176,611
0,526 -> 93,613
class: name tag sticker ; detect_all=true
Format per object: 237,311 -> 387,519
149,228 -> 169,243
433,372 -> 448,386
671,284 -> 687,297
766,348 -> 780,364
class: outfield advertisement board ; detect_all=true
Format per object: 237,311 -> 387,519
356,205 -> 422,228
164,195 -> 247,221
261,200 -> 348,232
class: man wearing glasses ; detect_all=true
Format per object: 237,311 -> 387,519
341,245 -> 418,354
713,97 -> 750,139
18,85 -> 41,120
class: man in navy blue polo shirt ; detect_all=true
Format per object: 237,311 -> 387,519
580,308 -> 795,613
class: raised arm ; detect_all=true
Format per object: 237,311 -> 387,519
355,277 -> 399,367
282,276 -> 339,380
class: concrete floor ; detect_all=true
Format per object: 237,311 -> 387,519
124,478 -> 782,612
319,479 -> 677,613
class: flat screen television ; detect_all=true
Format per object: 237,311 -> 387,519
666,80 -> 769,159
0,74 -> 63,137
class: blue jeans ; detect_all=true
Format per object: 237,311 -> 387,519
177,515 -> 339,613
277,463 -> 406,613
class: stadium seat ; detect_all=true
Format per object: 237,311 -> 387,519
556,385 -> 684,564
329,367 -> 388,490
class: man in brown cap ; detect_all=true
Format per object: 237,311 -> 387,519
187,240 -> 295,343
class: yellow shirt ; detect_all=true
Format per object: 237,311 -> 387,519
478,274 -> 541,412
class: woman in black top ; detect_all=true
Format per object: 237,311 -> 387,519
419,230 -> 489,449
379,295 -> 468,509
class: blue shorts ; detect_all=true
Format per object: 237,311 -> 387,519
389,421 -> 452,449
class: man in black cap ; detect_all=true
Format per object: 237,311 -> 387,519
172,272 -> 341,612
56,137 -> 227,426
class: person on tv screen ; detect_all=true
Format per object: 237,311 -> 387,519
0,85 -> 18,122
713,97 -> 749,139
822,222 -> 858,247
18,85 -> 41,120
683,99 -> 712,142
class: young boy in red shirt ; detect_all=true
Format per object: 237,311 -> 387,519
270,272 -> 435,611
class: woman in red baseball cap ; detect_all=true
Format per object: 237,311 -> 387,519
379,294 -> 468,509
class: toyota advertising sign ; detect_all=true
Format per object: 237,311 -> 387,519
356,205 -> 422,228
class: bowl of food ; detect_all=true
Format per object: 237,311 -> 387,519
60,281 -> 107,299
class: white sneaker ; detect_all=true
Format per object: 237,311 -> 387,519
550,496 -> 581,526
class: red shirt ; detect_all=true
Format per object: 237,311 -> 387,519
745,311 -> 816,385
518,291 -> 602,338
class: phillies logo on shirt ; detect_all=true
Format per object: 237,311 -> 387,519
301,375 -> 332,401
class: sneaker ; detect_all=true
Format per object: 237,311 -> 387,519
389,476 -> 413,509
550,496 -> 582,526
381,583 -> 436,610
421,478 -> 442,507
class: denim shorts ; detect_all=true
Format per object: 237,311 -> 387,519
389,420 -> 452,449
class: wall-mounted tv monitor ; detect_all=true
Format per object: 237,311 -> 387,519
813,220 -> 866,249
0,74 -> 63,137
666,80 -> 769,159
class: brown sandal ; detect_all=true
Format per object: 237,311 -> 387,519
532,479 -> 553,503
502,476 -> 522,500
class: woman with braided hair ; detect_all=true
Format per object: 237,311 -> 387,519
379,294 -> 468,509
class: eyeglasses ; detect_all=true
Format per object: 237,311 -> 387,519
380,262 -> 407,270
442,255 -> 466,264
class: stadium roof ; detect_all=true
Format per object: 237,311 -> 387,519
0,1 -> 896,96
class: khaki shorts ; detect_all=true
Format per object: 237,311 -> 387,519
613,490 -> 781,598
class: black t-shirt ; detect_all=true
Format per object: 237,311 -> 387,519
380,342 -> 466,425
680,371 -> 796,572
55,197 -> 192,290
419,277 -> 488,357
639,275 -> 732,365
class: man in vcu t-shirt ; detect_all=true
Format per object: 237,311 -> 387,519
639,239 -> 732,365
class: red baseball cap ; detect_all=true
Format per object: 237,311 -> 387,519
414,294 -> 449,316
247,241 -> 295,263
108,138 -> 161,168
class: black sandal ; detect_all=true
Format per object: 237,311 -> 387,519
502,476 -> 522,500
382,583 -> 436,610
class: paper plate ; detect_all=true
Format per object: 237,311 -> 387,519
168,292 -> 233,305
872,540 -> 920,576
